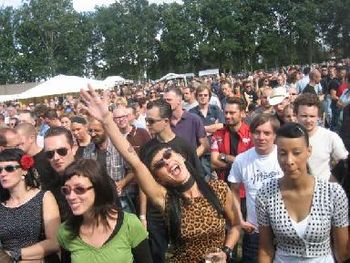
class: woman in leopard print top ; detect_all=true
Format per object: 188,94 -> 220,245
81,87 -> 241,263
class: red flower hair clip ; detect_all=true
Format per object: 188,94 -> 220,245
20,154 -> 35,170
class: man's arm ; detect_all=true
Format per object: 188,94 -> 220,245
230,183 -> 255,232
196,136 -> 209,157
115,170 -> 135,195
205,123 -> 224,134
211,151 -> 235,170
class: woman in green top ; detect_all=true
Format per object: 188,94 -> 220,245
57,159 -> 152,263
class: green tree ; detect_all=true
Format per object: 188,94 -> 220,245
14,0 -> 92,82
0,7 -> 17,84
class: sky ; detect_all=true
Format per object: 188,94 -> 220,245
0,0 -> 181,12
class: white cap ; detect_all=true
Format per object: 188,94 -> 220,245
268,87 -> 288,106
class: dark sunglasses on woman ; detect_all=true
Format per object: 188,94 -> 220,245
61,185 -> 93,196
153,148 -> 172,171
0,165 -> 21,173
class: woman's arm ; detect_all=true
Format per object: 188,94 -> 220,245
81,86 -> 167,211
223,187 -> 241,249
257,226 -> 274,263
21,191 -> 60,260
332,226 -> 350,262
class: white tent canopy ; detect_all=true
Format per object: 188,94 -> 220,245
198,68 -> 219,77
0,94 -> 21,103
157,73 -> 186,82
19,75 -> 106,99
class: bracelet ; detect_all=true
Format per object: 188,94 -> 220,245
139,215 -> 146,220
9,248 -> 22,262
221,246 -> 232,260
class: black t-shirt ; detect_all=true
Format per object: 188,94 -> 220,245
302,84 -> 317,94
230,131 -> 240,157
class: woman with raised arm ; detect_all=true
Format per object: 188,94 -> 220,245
80,85 -> 241,263
0,148 -> 60,262
256,122 -> 349,263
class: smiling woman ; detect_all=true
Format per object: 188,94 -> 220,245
79,85 -> 241,263
57,159 -> 152,263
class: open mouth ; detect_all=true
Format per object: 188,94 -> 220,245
170,164 -> 181,177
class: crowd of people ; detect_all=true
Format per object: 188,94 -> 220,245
0,60 -> 349,263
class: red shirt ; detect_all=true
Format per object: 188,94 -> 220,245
211,122 -> 253,197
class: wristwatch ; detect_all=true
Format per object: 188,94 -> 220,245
219,153 -> 228,163
9,248 -> 22,262
221,246 -> 233,260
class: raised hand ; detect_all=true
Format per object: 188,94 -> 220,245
80,84 -> 110,122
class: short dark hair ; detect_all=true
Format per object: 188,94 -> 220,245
250,113 -> 280,134
0,148 -> 39,202
303,67 -> 311,75
63,159 -> 119,238
225,97 -> 246,111
44,126 -> 74,146
276,122 -> 309,146
164,86 -> 182,98
70,116 -> 87,125
44,109 -> 58,120
293,93 -> 321,116
34,104 -> 48,118
147,99 -> 172,119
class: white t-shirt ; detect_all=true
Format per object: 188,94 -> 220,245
309,127 -> 348,181
228,145 -> 283,227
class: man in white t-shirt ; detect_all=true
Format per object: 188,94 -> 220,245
228,113 -> 283,263
294,93 -> 348,181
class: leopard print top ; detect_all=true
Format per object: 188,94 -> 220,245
165,179 -> 228,263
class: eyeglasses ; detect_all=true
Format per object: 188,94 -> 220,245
0,165 -> 21,173
113,115 -> 128,121
45,147 -> 69,159
153,148 -> 172,171
145,118 -> 163,125
197,94 -> 209,97
61,185 -> 94,196
290,93 -> 297,95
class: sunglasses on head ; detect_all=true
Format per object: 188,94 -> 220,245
0,165 -> 21,173
61,185 -> 93,196
153,148 -> 172,171
45,147 -> 68,159
145,118 -> 163,125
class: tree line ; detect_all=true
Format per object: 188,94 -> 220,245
0,0 -> 349,84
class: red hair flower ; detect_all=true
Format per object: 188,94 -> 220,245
20,155 -> 35,170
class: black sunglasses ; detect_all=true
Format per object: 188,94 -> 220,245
153,148 -> 172,171
45,147 -> 69,159
61,185 -> 94,196
0,165 -> 21,173
145,118 -> 163,125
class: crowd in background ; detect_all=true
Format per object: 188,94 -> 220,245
0,59 -> 349,263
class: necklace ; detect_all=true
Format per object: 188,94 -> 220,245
173,176 -> 195,193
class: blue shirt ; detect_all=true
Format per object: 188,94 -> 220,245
190,104 -> 225,126
171,111 -> 206,150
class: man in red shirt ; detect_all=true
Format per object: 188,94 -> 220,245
211,97 -> 253,182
